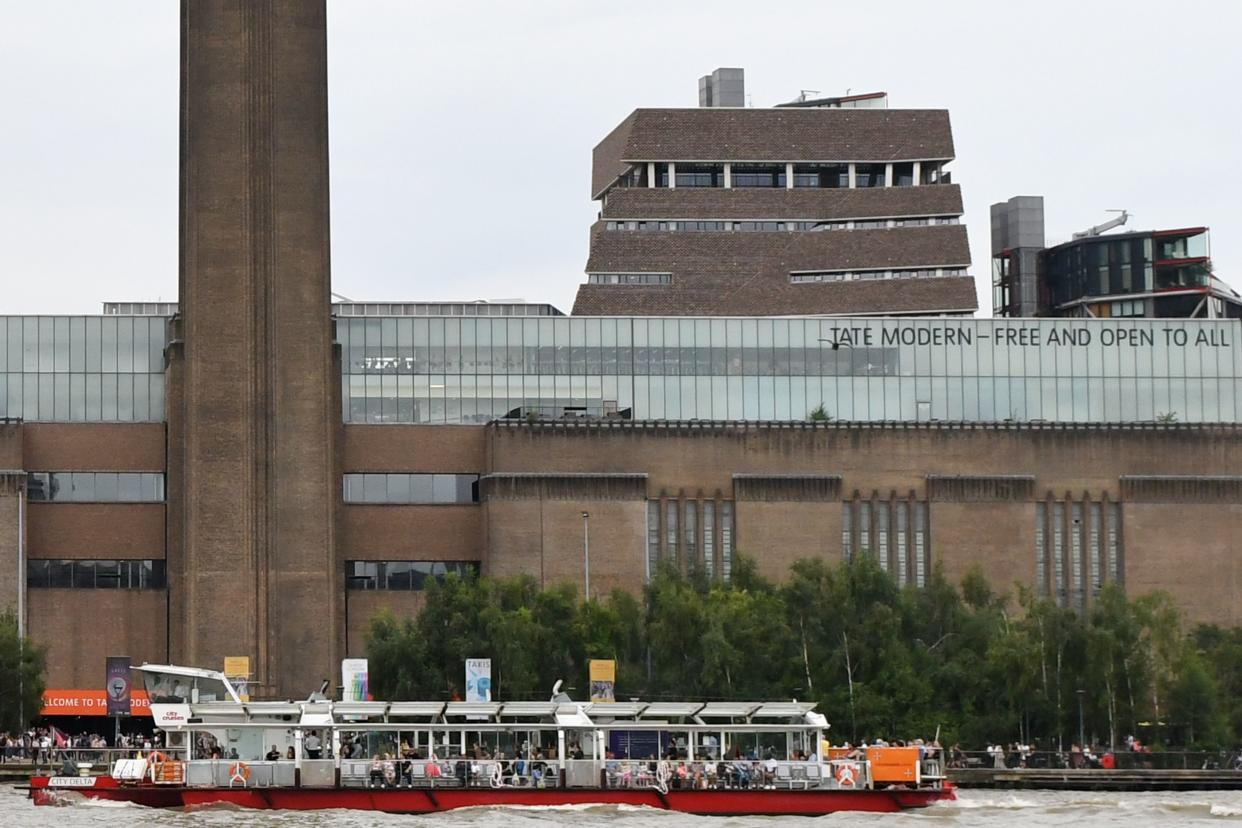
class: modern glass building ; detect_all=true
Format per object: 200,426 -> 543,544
3,313 -> 1239,426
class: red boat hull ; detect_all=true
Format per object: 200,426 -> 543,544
29,776 -> 954,814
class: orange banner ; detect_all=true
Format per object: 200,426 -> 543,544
41,689 -> 151,717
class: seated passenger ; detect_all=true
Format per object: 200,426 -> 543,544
382,754 -> 397,787
265,745 -> 281,762
286,746 -> 295,760
368,755 -> 385,788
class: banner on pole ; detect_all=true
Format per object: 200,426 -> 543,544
589,659 -> 616,703
342,658 -> 369,702
223,656 -> 252,701
465,658 -> 492,703
105,656 -> 132,717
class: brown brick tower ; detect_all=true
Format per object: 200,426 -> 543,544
167,1 -> 340,698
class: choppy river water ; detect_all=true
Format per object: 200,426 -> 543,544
5,785 -> 1242,826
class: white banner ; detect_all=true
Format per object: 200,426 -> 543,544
465,658 -> 492,703
342,658 -> 369,702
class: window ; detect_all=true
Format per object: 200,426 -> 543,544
27,472 -> 165,503
854,163 -> 887,187
665,500 -> 678,565
1052,502 -> 1066,603
587,273 -> 671,285
895,501 -> 909,585
684,500 -> 697,571
914,502 -> 928,587
1070,501 -> 1084,610
720,501 -> 734,582
1035,502 -> 1047,595
858,501 -> 872,554
876,504 -> 890,572
342,473 -> 479,504
28,559 -> 165,589
731,164 -> 786,188
671,163 -> 724,188
344,561 -> 477,590
647,501 -> 660,579
1089,502 -> 1102,594
793,163 -> 847,188
702,501 -> 715,579
1108,502 -> 1122,584
841,503 -> 853,561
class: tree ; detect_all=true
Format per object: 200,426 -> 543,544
1168,651 -> 1224,747
0,609 -> 45,733
807,403 -> 832,422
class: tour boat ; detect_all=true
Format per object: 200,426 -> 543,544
29,664 -> 953,815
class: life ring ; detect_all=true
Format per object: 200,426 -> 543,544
835,761 -> 858,787
229,761 -> 251,786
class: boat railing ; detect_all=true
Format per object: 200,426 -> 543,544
182,759 -> 296,788
340,758 -> 565,789
601,758 -> 843,791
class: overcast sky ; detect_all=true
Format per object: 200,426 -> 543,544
2,0 -> 1239,316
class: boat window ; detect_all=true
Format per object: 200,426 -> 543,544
142,670 -> 232,703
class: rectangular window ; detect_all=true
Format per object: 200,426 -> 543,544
858,501 -> 872,556
895,501 -> 909,586
1070,502 -> 1084,610
854,163 -> 887,188
344,561 -> 477,590
731,164 -> 786,188
914,502 -> 928,587
1035,502 -> 1047,595
1089,502 -> 1102,593
684,500 -> 697,572
702,501 -> 715,580
28,472 -> 165,503
666,500 -> 679,565
841,502 -> 853,561
342,473 -> 479,504
647,501 -> 660,579
1052,502 -> 1066,605
721,501 -> 733,582
28,559 -> 165,589
1108,503 -> 1122,585
876,503 -> 889,571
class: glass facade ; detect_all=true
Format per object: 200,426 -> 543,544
342,473 -> 479,504
27,472 -> 166,503
0,316 -> 167,422
345,560 -> 478,590
4,313 -> 1238,426
339,316 -> 1242,425
27,559 -> 166,589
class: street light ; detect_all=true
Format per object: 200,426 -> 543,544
581,511 -> 591,601
1076,688 -> 1086,749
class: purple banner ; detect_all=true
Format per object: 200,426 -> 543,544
105,656 -> 132,717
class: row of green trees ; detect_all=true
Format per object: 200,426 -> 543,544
0,609 -> 46,734
367,557 -> 1242,750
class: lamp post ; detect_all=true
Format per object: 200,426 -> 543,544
1076,688 -> 1086,748
581,511 -> 591,601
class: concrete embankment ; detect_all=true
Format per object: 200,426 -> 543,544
950,767 -> 1242,791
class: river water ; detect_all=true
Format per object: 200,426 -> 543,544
5,786 -> 1242,826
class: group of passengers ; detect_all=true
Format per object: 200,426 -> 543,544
360,740 -> 561,789
603,745 -> 818,790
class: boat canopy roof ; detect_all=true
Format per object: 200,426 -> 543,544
161,697 -> 823,729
